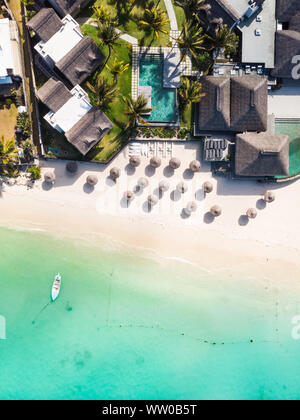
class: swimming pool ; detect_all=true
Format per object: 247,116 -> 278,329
275,120 -> 300,178
139,55 -> 178,123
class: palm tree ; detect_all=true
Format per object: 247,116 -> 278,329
92,5 -> 118,27
86,75 -> 119,109
175,22 -> 206,62
110,0 -> 134,13
21,0 -> 35,6
139,5 -> 170,42
178,77 -> 205,112
0,136 -> 19,167
122,95 -> 153,130
206,24 -> 239,57
96,23 -> 121,64
174,0 -> 208,22
106,58 -> 130,84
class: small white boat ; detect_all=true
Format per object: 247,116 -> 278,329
51,273 -> 61,302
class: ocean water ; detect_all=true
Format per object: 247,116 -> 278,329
1,226 -> 300,400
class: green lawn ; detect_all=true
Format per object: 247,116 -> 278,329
171,0 -> 185,30
79,0 -> 171,47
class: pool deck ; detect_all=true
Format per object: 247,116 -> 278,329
268,85 -> 300,119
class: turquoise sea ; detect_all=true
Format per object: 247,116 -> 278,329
1,226 -> 300,400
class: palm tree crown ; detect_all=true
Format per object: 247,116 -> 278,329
106,58 -> 130,83
0,136 -> 19,166
176,22 -> 206,60
86,75 -> 119,109
207,24 -> 239,55
178,77 -> 205,111
139,5 -> 170,41
174,0 -> 208,22
122,95 -> 153,130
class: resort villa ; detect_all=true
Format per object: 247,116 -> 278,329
37,77 -> 112,155
0,18 -> 22,95
27,8 -> 104,87
27,8 -> 112,155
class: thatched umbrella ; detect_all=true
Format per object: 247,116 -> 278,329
189,160 -> 201,172
86,175 -> 98,186
210,205 -> 222,217
203,181 -> 213,194
66,161 -> 78,174
148,194 -> 159,206
177,182 -> 188,194
159,180 -> 170,192
137,177 -> 149,188
169,157 -> 181,170
129,156 -> 141,167
150,156 -> 161,168
186,201 -> 197,213
123,190 -> 134,201
264,191 -> 275,203
44,171 -> 56,183
247,208 -> 257,219
110,167 -> 120,180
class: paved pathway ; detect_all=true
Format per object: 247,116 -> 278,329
163,0 -> 178,31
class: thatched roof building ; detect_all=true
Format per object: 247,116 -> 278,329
65,107 -> 113,155
271,30 -> 300,79
196,76 -> 268,133
230,77 -> 268,132
44,0 -> 90,17
197,77 -> 231,132
55,36 -> 105,86
27,8 -> 63,42
276,0 -> 300,22
235,133 -> 290,177
37,77 -> 72,112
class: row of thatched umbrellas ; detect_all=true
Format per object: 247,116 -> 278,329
44,160 -> 276,219
128,156 -> 201,172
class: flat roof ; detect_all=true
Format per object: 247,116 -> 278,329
50,95 -> 92,132
0,19 -> 14,78
36,19 -> 82,63
230,0 -> 276,68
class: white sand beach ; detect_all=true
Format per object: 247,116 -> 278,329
1,141 -> 300,279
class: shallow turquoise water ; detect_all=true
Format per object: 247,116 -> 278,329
139,57 -> 177,122
1,226 -> 300,400
275,121 -> 300,177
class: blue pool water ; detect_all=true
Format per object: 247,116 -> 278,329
275,120 -> 300,177
1,226 -> 300,399
139,56 -> 177,122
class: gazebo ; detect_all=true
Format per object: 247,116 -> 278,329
150,156 -> 161,168
246,208 -> 257,219
44,171 -> 56,183
86,175 -> 98,186
189,160 -> 201,172
137,177 -> 149,188
147,194 -> 159,206
110,167 -> 120,180
129,156 -> 141,167
203,181 -> 213,194
169,157 -> 181,170
176,182 -> 188,194
210,205 -> 222,217
159,180 -> 170,192
264,191 -> 275,203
